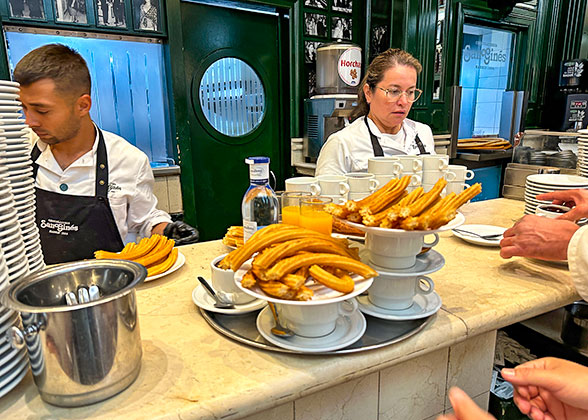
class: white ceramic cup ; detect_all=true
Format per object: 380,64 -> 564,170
366,233 -> 440,269
211,254 -> 256,304
285,177 -> 320,195
422,183 -> 435,193
422,155 -> 449,171
445,182 -> 469,196
447,164 -> 474,181
396,156 -> 422,172
535,204 -> 571,219
316,175 -> 350,196
349,192 -> 371,201
276,299 -> 358,337
373,174 -> 398,187
368,157 -> 401,175
345,172 -> 379,194
323,194 -> 347,205
368,274 -> 435,310
397,171 -> 422,187
422,170 -> 456,184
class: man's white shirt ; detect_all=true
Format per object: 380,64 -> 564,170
315,116 -> 436,176
33,128 -> 171,243
567,225 -> 588,301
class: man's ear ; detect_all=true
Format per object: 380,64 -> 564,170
76,94 -> 92,116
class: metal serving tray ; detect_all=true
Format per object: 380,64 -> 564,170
200,308 -> 433,355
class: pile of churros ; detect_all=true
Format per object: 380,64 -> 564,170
95,234 -> 178,277
219,224 -> 377,301
222,226 -> 244,248
325,177 -> 481,231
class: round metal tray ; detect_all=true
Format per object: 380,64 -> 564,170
200,308 -> 433,355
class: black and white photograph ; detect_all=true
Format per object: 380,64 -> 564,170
97,0 -> 126,27
304,0 -> 326,9
304,13 -> 327,38
133,0 -> 159,31
9,0 -> 45,19
54,0 -> 87,23
332,17 -> 352,40
304,41 -> 320,64
308,70 -> 316,97
332,0 -> 352,13
371,25 -> 389,57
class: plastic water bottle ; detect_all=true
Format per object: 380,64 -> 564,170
242,156 -> 279,242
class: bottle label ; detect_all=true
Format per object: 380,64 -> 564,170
243,220 -> 257,242
249,163 -> 269,182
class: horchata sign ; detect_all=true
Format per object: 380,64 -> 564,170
338,47 -> 362,87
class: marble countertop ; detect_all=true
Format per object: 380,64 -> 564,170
0,199 -> 579,419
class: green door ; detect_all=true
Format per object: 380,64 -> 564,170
179,1 -> 288,240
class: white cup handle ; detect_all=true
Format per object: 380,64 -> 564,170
338,299 -> 358,317
369,178 -> 379,191
439,161 -> 448,170
465,170 -> 475,180
340,182 -> 350,195
410,174 -> 422,186
416,276 -> 435,295
413,160 -> 423,172
445,171 -> 457,182
392,162 -> 403,176
338,196 -> 347,205
423,233 -> 439,248
310,184 -> 321,196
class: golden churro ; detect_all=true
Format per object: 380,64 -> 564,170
265,253 -> 377,281
308,265 -> 355,293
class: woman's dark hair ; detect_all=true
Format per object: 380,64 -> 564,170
351,48 -> 422,120
13,44 -> 90,97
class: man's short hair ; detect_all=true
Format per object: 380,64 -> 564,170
13,44 -> 91,97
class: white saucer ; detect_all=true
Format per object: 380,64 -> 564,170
192,285 -> 266,314
360,248 -> 445,276
357,292 -> 442,320
452,224 -> 507,247
256,305 -> 366,353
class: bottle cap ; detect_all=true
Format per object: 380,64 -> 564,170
245,156 -> 270,165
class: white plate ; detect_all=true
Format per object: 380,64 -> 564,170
357,292 -> 442,321
0,106 -> 21,112
192,285 -> 266,314
0,94 -> 19,100
234,259 -> 374,305
341,211 -> 465,237
144,250 -> 186,282
332,233 -> 365,243
526,174 -> 588,188
360,248 -> 445,276
0,361 -> 28,400
256,305 -> 366,353
452,224 -> 507,247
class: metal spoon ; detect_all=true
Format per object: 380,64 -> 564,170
197,276 -> 235,309
452,228 -> 503,240
268,302 -> 293,338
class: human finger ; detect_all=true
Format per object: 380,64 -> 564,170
513,390 -> 532,414
448,387 -> 495,420
499,244 -> 524,259
536,190 -> 574,202
501,366 -> 555,388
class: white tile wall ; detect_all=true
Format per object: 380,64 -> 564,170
153,174 -> 183,214
239,402 -> 294,420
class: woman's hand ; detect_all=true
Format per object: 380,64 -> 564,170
536,189 -> 588,222
499,215 -> 579,260
436,387 -> 496,420
502,358 -> 588,420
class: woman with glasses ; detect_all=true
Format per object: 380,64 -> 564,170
316,48 -> 435,175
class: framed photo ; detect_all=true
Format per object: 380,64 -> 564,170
371,25 -> 389,57
133,0 -> 160,31
332,17 -> 352,40
54,0 -> 87,23
304,41 -> 320,64
304,13 -> 327,38
303,0 -> 326,9
96,0 -> 126,27
332,0 -> 352,13
9,0 -> 45,19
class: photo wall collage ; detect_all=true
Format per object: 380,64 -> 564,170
303,0 -> 353,96
6,0 -> 161,32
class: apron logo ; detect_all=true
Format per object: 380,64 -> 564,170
40,219 -> 79,236
108,182 -> 122,193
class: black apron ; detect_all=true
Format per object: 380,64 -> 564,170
32,129 -> 124,264
364,117 -> 429,156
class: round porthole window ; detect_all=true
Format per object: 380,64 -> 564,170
198,57 -> 266,137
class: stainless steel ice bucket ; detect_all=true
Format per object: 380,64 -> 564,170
1,259 -> 146,407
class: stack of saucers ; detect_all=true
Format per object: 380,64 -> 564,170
0,81 -> 44,273
524,174 -> 588,215
577,130 -> 588,176
529,151 -> 547,166
0,240 -> 29,399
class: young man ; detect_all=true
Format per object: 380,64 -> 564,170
15,44 -> 197,264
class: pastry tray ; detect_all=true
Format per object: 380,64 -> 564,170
200,308 -> 433,355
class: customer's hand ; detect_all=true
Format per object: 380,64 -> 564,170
436,387 -> 496,420
163,221 -> 199,245
499,215 -> 578,260
536,189 -> 588,222
502,357 -> 588,420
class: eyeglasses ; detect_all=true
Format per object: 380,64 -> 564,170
376,86 -> 423,102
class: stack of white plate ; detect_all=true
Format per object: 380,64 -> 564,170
0,81 -> 44,274
0,240 -> 29,399
524,174 -> 588,214
577,129 -> 588,176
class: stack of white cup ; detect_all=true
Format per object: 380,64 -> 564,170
314,175 -> 350,204
345,172 -> 379,201
445,165 -> 474,196
393,156 -> 423,192
367,157 -> 400,187
285,177 -> 319,195
421,155 -> 453,193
